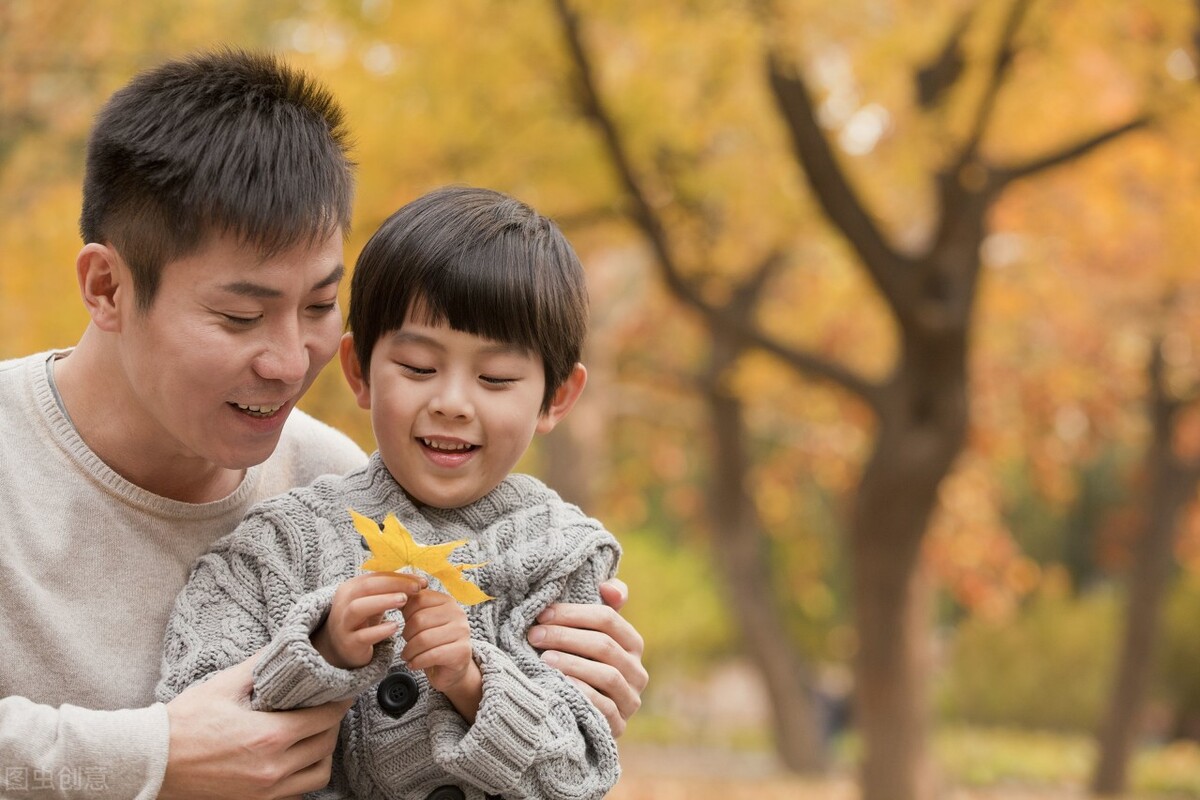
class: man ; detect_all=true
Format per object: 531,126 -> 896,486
0,49 -> 646,799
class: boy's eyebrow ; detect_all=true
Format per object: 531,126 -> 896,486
218,264 -> 345,298
390,329 -> 528,355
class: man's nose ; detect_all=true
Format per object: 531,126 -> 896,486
253,320 -> 309,384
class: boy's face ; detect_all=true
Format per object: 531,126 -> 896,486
343,316 -> 579,509
115,230 -> 345,471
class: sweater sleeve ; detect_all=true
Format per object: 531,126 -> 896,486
426,534 -> 622,800
156,538 -> 276,703
250,584 -> 392,710
0,695 -> 168,799
157,513 -> 387,710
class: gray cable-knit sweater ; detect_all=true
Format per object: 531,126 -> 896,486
157,453 -> 621,800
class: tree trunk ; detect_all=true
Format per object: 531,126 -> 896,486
1092,384 -> 1200,794
705,338 -> 827,771
853,345 -> 968,800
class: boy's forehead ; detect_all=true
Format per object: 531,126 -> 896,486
386,324 -> 533,356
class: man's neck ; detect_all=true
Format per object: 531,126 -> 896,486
53,331 -> 245,504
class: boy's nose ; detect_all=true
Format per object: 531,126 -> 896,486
428,380 -> 474,419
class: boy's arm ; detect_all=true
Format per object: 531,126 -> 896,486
159,524 -> 389,713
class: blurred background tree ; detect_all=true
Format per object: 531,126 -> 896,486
5,1 -> 1200,798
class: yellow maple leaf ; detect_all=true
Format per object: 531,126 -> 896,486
349,508 -> 493,606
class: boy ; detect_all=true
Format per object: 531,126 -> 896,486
158,186 -> 622,800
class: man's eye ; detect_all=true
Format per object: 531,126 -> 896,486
309,302 -> 337,315
223,314 -> 260,325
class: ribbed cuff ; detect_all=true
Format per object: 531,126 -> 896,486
428,640 -> 550,788
252,586 -> 392,710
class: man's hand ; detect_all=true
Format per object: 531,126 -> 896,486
159,654 -> 351,800
528,577 -> 648,737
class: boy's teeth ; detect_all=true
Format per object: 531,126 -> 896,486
422,438 -> 471,451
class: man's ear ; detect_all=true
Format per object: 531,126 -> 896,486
339,332 -> 372,410
536,363 -> 588,434
76,243 -> 128,332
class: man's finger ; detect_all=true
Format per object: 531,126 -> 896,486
598,578 -> 628,611
272,699 -> 354,743
535,603 -> 645,658
564,675 -> 625,738
543,648 -> 642,723
276,753 -> 335,798
530,619 -> 648,694
201,650 -> 261,697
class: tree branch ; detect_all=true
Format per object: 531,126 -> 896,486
552,0 -> 884,411
551,0 -> 705,314
765,55 -> 913,312
748,327 -> 885,408
915,7 -> 973,110
994,115 -> 1151,186
957,0 -> 1034,167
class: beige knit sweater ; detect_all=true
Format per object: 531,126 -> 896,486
0,351 -> 367,799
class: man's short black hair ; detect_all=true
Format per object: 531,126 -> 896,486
80,48 -> 355,308
348,185 -> 589,413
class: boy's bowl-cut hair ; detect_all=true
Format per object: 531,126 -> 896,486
349,185 -> 589,413
79,48 -> 355,309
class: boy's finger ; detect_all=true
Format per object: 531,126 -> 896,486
346,593 -> 408,623
354,620 -> 399,647
351,572 -> 426,595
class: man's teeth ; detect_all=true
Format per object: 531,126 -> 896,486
236,402 -> 284,416
422,438 -> 473,451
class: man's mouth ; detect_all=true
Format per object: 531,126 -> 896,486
420,438 -> 477,452
233,402 -> 286,419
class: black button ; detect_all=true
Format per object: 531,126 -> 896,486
376,671 -> 419,718
426,787 -> 465,800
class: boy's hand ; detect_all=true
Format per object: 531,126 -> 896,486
313,573 -> 426,669
400,589 -> 482,721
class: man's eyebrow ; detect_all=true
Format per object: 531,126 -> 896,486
312,264 -> 345,291
217,264 -> 345,298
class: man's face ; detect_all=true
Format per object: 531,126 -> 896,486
354,317 -> 552,509
115,230 -> 345,471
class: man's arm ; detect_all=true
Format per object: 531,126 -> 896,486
527,577 -> 648,737
0,695 -> 169,800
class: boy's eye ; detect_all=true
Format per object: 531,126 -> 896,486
480,375 -> 517,386
399,363 -> 434,376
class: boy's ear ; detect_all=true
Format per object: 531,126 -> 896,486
339,333 -> 372,410
536,363 -> 587,434
76,243 -> 128,332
